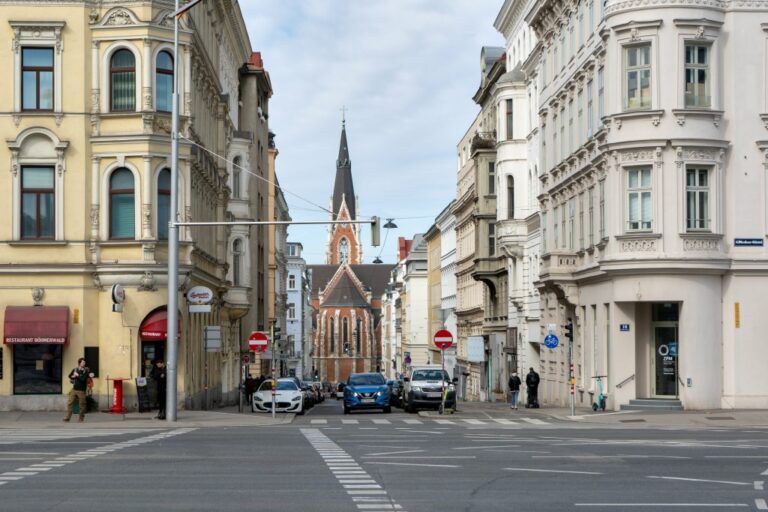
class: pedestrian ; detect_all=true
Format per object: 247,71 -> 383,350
245,373 -> 256,404
526,367 -> 540,408
508,371 -> 522,410
63,358 -> 91,422
151,359 -> 167,419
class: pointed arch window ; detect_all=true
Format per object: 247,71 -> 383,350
156,50 -> 174,112
157,168 -> 171,240
355,317 -> 362,354
110,49 -> 135,111
507,176 -> 515,219
329,317 -> 335,354
343,318 -> 350,354
339,238 -> 349,263
232,239 -> 243,286
109,168 -> 135,239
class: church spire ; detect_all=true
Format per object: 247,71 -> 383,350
332,121 -> 356,220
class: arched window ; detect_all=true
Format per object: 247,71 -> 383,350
232,239 -> 243,286
339,238 -> 349,263
110,49 -> 135,111
507,175 -> 515,219
343,318 -> 349,354
157,168 -> 170,240
156,50 -> 173,112
109,168 -> 135,239
21,166 -> 54,239
329,318 -> 335,353
232,157 -> 241,199
355,317 -> 362,354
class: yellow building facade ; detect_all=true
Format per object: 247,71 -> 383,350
0,2 -> 261,411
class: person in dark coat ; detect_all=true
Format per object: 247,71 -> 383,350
508,372 -> 522,410
245,374 -> 257,404
151,360 -> 167,419
525,367 -> 540,408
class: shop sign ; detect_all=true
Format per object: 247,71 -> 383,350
734,238 -> 764,247
467,336 -> 485,363
188,286 -> 214,313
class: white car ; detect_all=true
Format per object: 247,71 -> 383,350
252,378 -> 304,415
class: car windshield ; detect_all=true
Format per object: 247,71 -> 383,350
411,369 -> 450,381
258,380 -> 298,391
348,374 -> 386,386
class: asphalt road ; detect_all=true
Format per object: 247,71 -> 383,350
2,399 -> 768,511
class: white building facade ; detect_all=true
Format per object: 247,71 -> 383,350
528,0 -> 768,409
437,205 -> 459,389
286,242 -> 310,379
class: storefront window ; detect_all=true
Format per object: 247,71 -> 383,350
13,344 -> 62,394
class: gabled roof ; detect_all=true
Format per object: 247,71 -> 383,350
308,264 -> 395,300
323,270 -> 369,307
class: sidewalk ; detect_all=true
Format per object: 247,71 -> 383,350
0,406 -> 293,429
418,400 -> 768,428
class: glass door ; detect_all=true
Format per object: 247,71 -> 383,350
653,326 -> 678,397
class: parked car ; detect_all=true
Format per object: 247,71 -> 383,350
300,381 -> 316,409
343,372 -> 391,414
252,378 -> 304,415
311,381 -> 325,403
387,379 -> 405,407
402,366 -> 456,413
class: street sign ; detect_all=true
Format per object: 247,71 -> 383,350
620,324 -> 630,332
204,326 -> 221,352
249,331 -> 269,353
433,329 -> 454,350
544,334 -> 559,349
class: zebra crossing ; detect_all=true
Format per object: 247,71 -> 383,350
307,417 -> 551,427
0,428 -> 162,445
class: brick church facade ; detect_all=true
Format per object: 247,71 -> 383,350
309,122 -> 393,383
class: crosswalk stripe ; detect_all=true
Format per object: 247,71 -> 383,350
493,419 -> 520,425
342,419 -> 359,424
310,419 -> 328,424
463,419 -> 485,425
371,419 -> 391,425
433,419 -> 455,425
402,419 -> 422,424
521,417 -> 548,425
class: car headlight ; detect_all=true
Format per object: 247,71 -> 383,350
375,391 -> 383,397
255,395 -> 263,402
411,386 -> 421,392
292,395 -> 301,401
353,392 -> 360,398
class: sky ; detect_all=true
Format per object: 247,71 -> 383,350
239,0 -> 504,264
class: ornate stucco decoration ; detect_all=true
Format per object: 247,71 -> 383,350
32,288 -> 44,306
103,8 -> 137,26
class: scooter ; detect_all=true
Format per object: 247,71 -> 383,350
591,375 -> 607,411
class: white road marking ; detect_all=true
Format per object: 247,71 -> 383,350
344,484 -> 382,489
346,490 -> 388,495
342,419 -> 360,425
762,467 -> 768,475
756,499 -> 768,510
364,462 -> 461,468
365,450 -> 425,457
647,476 -> 750,486
493,419 -> 519,425
463,419 -> 486,425
505,467 -> 602,475
402,419 -> 422,424
453,445 -> 519,450
340,480 -> 377,484
363,455 -> 475,459
371,419 -> 391,425
310,419 -> 327,424
575,504 -> 748,508
433,419 -> 455,425
521,417 -> 548,425
755,481 -> 764,490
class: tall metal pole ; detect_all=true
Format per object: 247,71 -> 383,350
270,322 -> 276,419
569,339 -> 575,416
166,0 -> 181,423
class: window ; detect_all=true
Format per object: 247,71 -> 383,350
343,318 -> 350,354
507,176 -> 515,219
329,318 -> 335,354
597,68 -> 605,128
577,91 -> 584,145
232,239 -> 243,285
288,274 -> 296,289
553,206 -> 559,248
157,168 -> 171,240
554,45 -> 559,74
109,168 -> 135,239
624,45 -> 651,110
232,157 -> 242,199
488,161 -> 496,195
355,317 -> 362,354
541,124 -> 547,170
686,167 -> 710,230
599,180 -> 605,239
561,205 -> 567,248
685,44 -> 710,108
586,80 -> 594,136
506,99 -> 514,140
110,49 -> 136,111
589,0 -> 594,31
560,107 -> 565,161
542,50 -> 547,83
578,192 -> 585,250
560,31 -> 566,69
553,115 -> 558,162
488,223 -> 496,256
14,344 -> 62,394
569,13 -> 575,59
568,99 -> 574,154
588,187 -> 595,245
156,50 -> 174,112
568,198 -> 575,250
627,167 -> 652,231
542,211 -> 547,253
288,303 -> 296,320
22,48 -> 53,111
578,3 -> 584,46
21,167 -> 54,239
339,238 -> 349,263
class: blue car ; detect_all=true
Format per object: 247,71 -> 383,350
343,373 -> 391,414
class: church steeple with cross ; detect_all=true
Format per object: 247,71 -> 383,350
327,118 -> 361,265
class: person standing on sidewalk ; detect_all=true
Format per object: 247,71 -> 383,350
508,372 -> 522,410
526,367 -> 540,408
63,358 -> 90,422
151,360 -> 167,419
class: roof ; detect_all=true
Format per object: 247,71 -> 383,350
332,123 -> 356,220
308,264 -> 395,300
322,272 -> 369,307
498,63 -> 526,84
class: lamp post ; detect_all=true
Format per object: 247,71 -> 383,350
167,0 -> 203,423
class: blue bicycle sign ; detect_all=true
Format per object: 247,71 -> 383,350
544,334 -> 559,349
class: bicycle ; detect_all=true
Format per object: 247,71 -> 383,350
438,380 -> 457,415
591,375 -> 607,411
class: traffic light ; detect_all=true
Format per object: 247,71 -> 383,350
564,319 -> 574,342
371,216 -> 381,247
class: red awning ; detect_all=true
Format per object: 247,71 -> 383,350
140,309 -> 181,341
4,306 -> 69,344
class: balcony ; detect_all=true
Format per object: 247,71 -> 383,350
223,285 -> 251,319
540,251 -> 577,279
471,131 -> 497,152
497,220 -> 527,255
471,256 -> 506,297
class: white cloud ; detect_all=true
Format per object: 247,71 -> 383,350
239,0 -> 503,262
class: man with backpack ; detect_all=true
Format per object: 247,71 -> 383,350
63,358 -> 91,422
526,367 -> 540,408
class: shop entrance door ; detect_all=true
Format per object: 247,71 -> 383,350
652,325 -> 678,397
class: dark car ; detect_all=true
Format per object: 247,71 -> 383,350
387,379 -> 404,407
343,373 -> 391,414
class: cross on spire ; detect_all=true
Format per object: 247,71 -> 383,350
340,105 -> 348,125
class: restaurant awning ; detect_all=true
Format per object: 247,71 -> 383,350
139,309 -> 181,341
4,306 -> 69,344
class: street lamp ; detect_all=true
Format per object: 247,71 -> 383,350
383,218 -> 398,229
167,0 -> 205,423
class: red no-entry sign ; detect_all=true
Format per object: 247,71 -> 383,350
433,329 -> 453,350
249,331 -> 269,353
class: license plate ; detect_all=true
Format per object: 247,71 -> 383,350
426,392 -> 442,398
361,398 -> 375,403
